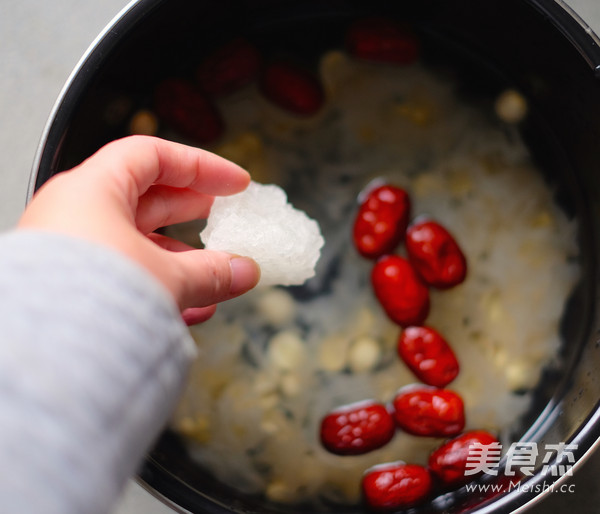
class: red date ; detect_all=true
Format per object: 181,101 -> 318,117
362,462 -> 432,510
260,62 -> 325,116
346,18 -> 419,65
320,400 -> 395,456
406,219 -> 467,289
353,184 -> 411,259
196,38 -> 261,97
398,326 -> 459,387
154,78 -> 224,144
392,386 -> 465,437
371,255 -> 430,327
428,430 -> 500,487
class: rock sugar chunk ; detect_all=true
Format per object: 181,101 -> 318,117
200,181 -> 324,287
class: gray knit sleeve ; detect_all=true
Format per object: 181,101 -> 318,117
0,230 -> 197,514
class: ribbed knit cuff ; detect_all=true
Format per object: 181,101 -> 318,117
0,230 -> 196,514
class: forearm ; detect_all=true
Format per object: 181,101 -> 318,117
0,231 -> 195,514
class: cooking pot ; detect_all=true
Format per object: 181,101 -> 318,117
29,0 -> 600,512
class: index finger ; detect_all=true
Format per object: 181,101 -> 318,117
83,135 -> 250,200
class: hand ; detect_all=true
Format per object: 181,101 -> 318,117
18,135 -> 260,325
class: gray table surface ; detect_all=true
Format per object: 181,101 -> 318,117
1,1 -> 599,512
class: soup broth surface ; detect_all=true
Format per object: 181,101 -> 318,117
165,52 -> 579,506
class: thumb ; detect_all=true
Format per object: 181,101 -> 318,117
168,249 -> 261,310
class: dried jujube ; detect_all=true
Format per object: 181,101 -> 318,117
346,18 -> 420,65
405,219 -> 467,289
154,78 -> 224,144
320,400 -> 396,456
353,184 -> 411,259
428,430 -> 500,487
398,326 -> 459,387
362,462 -> 432,510
196,38 -> 261,97
392,386 -> 465,437
371,255 -> 430,327
260,62 -> 325,116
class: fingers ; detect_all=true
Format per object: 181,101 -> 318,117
147,232 -> 196,252
167,249 -> 260,310
88,136 -> 250,200
148,235 -> 260,315
182,305 -> 217,325
22,136 -> 261,320
136,185 -> 214,234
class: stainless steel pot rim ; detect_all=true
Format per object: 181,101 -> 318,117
473,409 -> 600,513
536,0 -> 600,73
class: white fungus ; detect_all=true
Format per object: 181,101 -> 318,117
200,181 -> 324,287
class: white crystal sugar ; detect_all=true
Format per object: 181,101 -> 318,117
200,181 -> 325,287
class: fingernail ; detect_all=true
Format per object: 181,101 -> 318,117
229,256 -> 261,294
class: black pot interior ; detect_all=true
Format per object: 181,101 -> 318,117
33,0 -> 600,512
